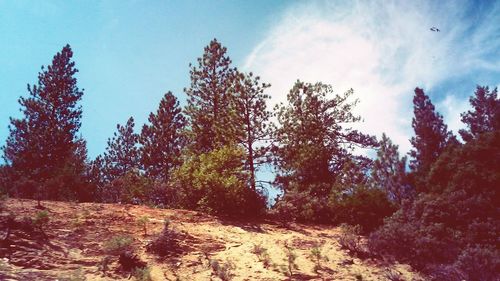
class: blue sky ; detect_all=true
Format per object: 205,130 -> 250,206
1,1 -> 499,172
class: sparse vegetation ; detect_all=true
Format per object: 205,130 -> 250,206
133,266 -> 152,281
252,243 -> 272,268
338,224 -> 365,257
309,243 -> 328,273
283,243 -> 298,279
32,210 -> 49,232
147,218 -> 182,257
210,259 -> 235,281
103,234 -> 134,255
137,216 -> 149,235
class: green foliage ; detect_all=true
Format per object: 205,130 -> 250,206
102,117 -> 140,183
104,234 -> 134,255
137,216 -> 149,235
272,81 -> 377,223
140,92 -> 186,181
2,44 -> 88,202
338,224 -> 365,256
370,133 -> 412,204
185,39 -> 239,153
32,210 -> 50,231
101,169 -> 151,204
172,145 -> 265,217
409,87 -> 456,186
309,243 -> 328,273
459,85 -> 499,142
369,132 -> 499,278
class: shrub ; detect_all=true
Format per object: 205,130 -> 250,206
133,266 -> 152,281
309,243 -> 328,272
210,259 -> 235,281
32,210 -> 50,232
252,243 -> 271,268
104,234 -> 134,255
283,243 -> 298,278
137,216 -> 149,235
147,218 -> 182,257
119,250 -> 146,272
369,132 -> 500,275
172,145 -> 266,217
338,224 -> 364,254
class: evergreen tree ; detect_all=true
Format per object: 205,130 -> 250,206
273,81 -> 377,197
233,71 -> 271,190
409,88 -> 455,177
2,44 -> 88,202
371,133 -> 411,204
459,86 -> 499,142
184,39 -> 238,153
140,92 -> 186,181
102,117 -> 140,183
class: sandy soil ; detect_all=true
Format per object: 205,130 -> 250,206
0,199 -> 423,281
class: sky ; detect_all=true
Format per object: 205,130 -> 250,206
1,1 -> 499,186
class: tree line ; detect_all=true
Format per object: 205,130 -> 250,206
0,40 -> 499,279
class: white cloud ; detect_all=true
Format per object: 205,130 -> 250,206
244,0 -> 500,154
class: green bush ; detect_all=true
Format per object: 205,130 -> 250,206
32,210 -> 50,232
369,132 -> 500,277
172,145 -> 266,217
104,234 -> 134,255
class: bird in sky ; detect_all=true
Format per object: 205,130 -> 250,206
430,27 -> 440,32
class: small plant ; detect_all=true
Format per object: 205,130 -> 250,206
98,256 -> 112,276
119,250 -> 146,272
133,266 -> 152,281
252,243 -> 271,268
137,216 -> 149,235
147,218 -> 182,257
284,243 -> 298,279
32,210 -> 50,232
104,234 -> 134,255
309,243 -> 329,273
210,259 -> 235,281
384,268 -> 405,281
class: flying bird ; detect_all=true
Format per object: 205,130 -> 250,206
430,27 -> 440,32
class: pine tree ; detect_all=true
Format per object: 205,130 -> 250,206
140,92 -> 186,181
459,86 -> 500,142
371,133 -> 411,204
233,71 -> 271,190
102,117 -> 140,183
184,39 -> 238,153
2,44 -> 87,202
409,88 -> 456,177
273,81 -> 377,196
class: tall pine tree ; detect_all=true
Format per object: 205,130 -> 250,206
184,39 -> 239,153
140,92 -> 186,181
459,86 -> 499,142
273,81 -> 377,197
2,44 -> 88,202
102,117 -> 140,183
371,133 -> 411,204
409,88 -> 456,182
233,71 -> 271,191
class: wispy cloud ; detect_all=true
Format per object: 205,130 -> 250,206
244,0 -> 500,153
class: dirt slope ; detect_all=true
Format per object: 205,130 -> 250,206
0,199 -> 422,280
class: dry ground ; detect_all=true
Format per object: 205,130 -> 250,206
0,199 -> 423,280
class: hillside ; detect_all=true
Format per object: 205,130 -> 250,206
0,199 -> 422,281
